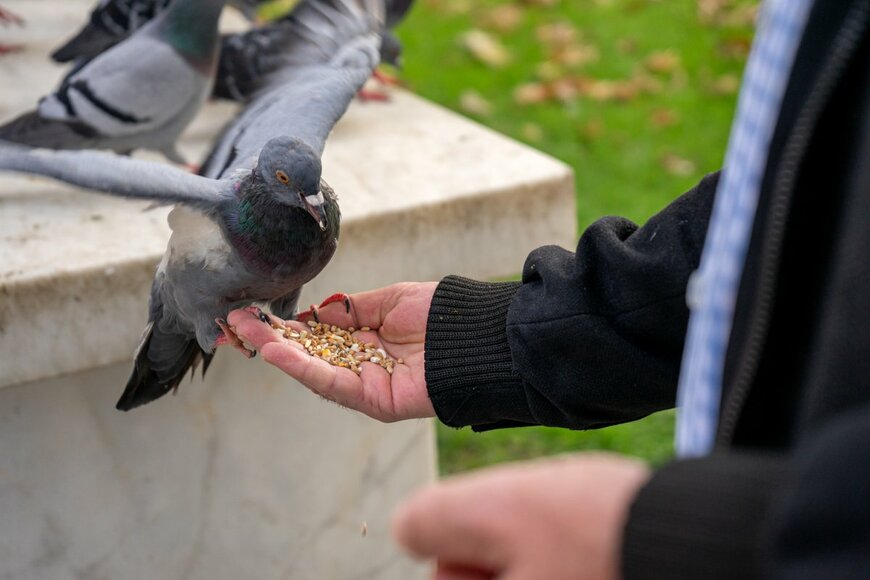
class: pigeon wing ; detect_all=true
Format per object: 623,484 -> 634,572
0,143 -> 228,211
204,0 -> 384,176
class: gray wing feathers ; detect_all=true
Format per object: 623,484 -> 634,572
201,0 -> 383,177
0,142 -> 228,209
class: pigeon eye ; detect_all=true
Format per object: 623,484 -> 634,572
275,170 -> 290,184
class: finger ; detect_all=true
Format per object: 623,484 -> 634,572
228,309 -> 287,349
435,562 -> 495,580
260,341 -> 388,414
392,480 -> 508,570
306,283 -> 413,329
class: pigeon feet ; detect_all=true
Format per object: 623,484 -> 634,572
0,7 -> 24,26
357,88 -> 391,103
244,305 -> 272,325
0,43 -> 22,55
215,317 -> 257,358
357,69 -> 404,102
373,69 -> 402,87
297,293 -> 354,325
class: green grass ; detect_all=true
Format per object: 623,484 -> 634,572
393,0 -> 756,474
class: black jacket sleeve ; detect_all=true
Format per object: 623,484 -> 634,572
622,402 -> 870,579
424,171 -> 718,430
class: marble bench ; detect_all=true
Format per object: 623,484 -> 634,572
0,2 -> 576,578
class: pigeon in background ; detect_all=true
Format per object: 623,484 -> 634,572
0,5 -> 24,56
0,0 -> 227,164
51,0 -> 172,64
51,0 -> 264,64
213,0 -> 411,102
0,0 -> 385,410
379,0 -> 414,68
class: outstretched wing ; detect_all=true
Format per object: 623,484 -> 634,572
0,142 -> 229,210
202,0 -> 384,178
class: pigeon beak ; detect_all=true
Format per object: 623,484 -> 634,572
301,191 -> 327,231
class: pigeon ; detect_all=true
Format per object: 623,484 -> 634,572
51,0 -> 263,64
0,0 -> 384,410
0,5 -> 24,56
0,0 -> 227,164
213,0 -> 412,102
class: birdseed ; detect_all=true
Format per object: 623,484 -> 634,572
268,319 -> 400,375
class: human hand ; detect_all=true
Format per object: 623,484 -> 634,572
227,282 -> 437,422
392,454 -> 651,580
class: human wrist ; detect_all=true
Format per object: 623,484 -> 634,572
424,275 -> 531,428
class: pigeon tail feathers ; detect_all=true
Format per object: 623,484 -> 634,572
0,110 -> 98,148
116,320 -> 212,411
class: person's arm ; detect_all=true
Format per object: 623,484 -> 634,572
427,171 -> 719,430
227,171 -> 719,427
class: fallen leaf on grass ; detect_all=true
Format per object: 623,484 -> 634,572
536,21 -> 578,46
514,69 -> 663,106
459,89 -> 493,116
514,82 -> 551,105
536,61 -> 564,82
520,122 -> 544,142
645,49 -> 682,74
704,73 -> 740,96
661,153 -> 696,176
617,38 -> 638,54
650,108 -> 679,128
698,0 -> 758,27
580,118 -> 605,140
551,43 -> 600,67
697,0 -> 731,25
581,79 -> 637,101
442,0 -> 473,16
717,37 -> 752,60
461,29 -> 512,68
477,5 -> 524,32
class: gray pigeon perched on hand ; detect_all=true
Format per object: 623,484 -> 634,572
0,0 -> 384,410
51,0 -> 263,64
213,0 -> 410,102
0,0 -> 226,164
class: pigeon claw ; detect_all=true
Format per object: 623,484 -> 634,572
357,88 -> 391,103
0,44 -> 23,56
0,7 -> 24,26
244,305 -> 272,325
373,69 -> 402,87
297,293 -> 354,325
215,317 -> 256,358
319,293 -> 353,314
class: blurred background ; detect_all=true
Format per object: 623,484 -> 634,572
387,0 -> 759,474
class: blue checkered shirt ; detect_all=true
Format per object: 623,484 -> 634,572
675,0 -> 814,457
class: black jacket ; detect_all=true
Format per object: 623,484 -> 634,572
423,0 -> 870,577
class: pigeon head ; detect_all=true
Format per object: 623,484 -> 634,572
255,136 -> 328,231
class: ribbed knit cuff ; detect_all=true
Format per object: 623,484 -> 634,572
424,275 -> 532,429
622,453 -> 787,580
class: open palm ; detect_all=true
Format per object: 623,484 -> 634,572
227,282 -> 437,422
